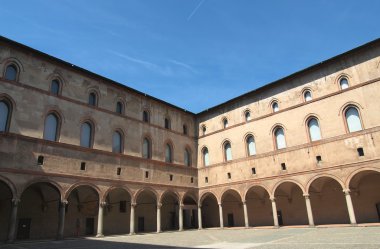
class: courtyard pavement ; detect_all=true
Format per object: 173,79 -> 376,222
2,225 -> 380,249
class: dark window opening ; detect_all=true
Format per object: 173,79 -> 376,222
119,201 -> 127,213
165,118 -> 170,129
37,156 -> 44,166
88,92 -> 97,106
357,147 -> 364,157
205,177 -> 208,183
145,171 -> 149,178
281,163 -> 286,171
183,125 -> 187,135
316,155 -> 322,163
169,174 -> 173,181
252,167 -> 256,175
227,172 -> 231,179
116,102 -> 123,114
117,167 -> 121,175
143,111 -> 149,122
80,162 -> 86,171
191,177 -> 193,183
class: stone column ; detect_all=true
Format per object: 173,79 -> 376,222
157,203 -> 162,233
303,194 -> 314,227
129,203 -> 136,235
218,203 -> 224,228
96,201 -> 106,237
198,205 -> 202,229
243,201 -> 249,228
343,189 -> 357,225
270,197 -> 279,228
7,198 -> 20,243
57,199 -> 68,240
179,204 -> 184,231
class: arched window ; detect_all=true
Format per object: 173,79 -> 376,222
51,80 -> 60,95
143,111 -> 149,123
345,107 -> 362,132
0,100 -> 11,132
80,122 -> 93,148
304,90 -> 312,101
201,125 -> 206,136
340,78 -> 349,90
5,65 -> 17,81
245,111 -> 251,122
183,124 -> 188,135
164,118 -> 170,129
142,138 -> 151,159
184,148 -> 191,166
88,92 -> 97,106
223,118 -> 228,128
116,101 -> 123,114
272,102 -> 279,112
112,131 -> 123,153
202,147 -> 209,166
274,127 -> 286,149
307,118 -> 321,141
43,113 -> 59,141
246,135 -> 256,156
224,142 -> 232,161
165,143 -> 172,163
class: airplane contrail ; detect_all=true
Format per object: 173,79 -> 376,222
187,0 -> 206,21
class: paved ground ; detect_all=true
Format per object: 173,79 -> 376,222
2,226 -> 380,249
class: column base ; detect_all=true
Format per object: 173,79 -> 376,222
56,235 -> 64,240
273,225 -> 280,229
129,232 -> 136,235
179,229 -> 183,232
96,234 -> 104,238
350,223 -> 358,226
308,225 -> 315,228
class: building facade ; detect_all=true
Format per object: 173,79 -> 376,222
1,36 -> 380,242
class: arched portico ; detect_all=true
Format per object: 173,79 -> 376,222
245,185 -> 273,227
182,192 -> 198,229
134,189 -> 158,233
221,189 -> 244,227
273,181 -> 308,226
18,182 -> 62,240
103,187 -> 132,235
349,170 -> 380,223
64,184 -> 99,238
308,176 -> 350,225
160,190 -> 179,231
0,180 -> 14,242
200,192 -> 220,228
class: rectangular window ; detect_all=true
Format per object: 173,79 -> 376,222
281,163 -> 286,171
145,171 -> 149,178
117,167 -> 121,175
80,162 -> 86,171
170,174 -> 173,181
316,155 -> 322,163
119,201 -> 127,213
205,177 -> 208,183
37,155 -> 44,166
252,167 -> 256,175
357,147 -> 364,157
191,177 -> 194,183
227,172 -> 231,179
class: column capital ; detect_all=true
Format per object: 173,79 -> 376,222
179,204 -> 184,208
61,199 -> 68,206
242,201 -> 247,205
12,198 -> 20,206
198,205 -> 202,209
157,203 -> 162,208
303,194 -> 310,199
131,202 -> 137,207
218,202 -> 222,206
99,201 -> 107,207
343,189 -> 351,195
270,197 -> 276,202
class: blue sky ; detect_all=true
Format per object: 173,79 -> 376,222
1,0 -> 379,113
